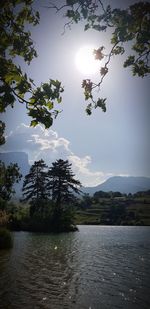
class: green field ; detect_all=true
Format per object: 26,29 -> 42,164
75,195 -> 150,226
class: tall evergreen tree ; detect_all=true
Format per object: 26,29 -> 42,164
22,159 -> 49,214
48,159 -> 81,209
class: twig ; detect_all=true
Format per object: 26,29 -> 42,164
92,41 -> 119,91
43,2 -> 68,12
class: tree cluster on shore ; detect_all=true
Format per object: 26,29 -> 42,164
1,155 -> 150,248
0,158 -> 82,234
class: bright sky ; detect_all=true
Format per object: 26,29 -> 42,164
1,0 -> 150,187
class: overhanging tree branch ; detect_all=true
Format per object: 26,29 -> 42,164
52,0 -> 150,114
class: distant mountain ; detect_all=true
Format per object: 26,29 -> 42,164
82,176 -> 150,195
0,151 -> 30,175
1,152 -> 150,198
0,151 -> 30,198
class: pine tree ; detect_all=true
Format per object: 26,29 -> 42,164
47,159 -> 81,232
48,159 -> 81,209
22,159 -> 49,214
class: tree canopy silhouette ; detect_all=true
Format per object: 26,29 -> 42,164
22,159 -> 49,214
21,158 -> 81,231
48,159 -> 82,208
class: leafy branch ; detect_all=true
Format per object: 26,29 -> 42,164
0,0 -> 64,134
50,0 -> 150,114
0,67 -> 64,128
82,41 -> 120,114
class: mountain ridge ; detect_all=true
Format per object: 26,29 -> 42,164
82,176 -> 150,195
0,151 -> 150,196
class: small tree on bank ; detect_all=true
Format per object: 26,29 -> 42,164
22,159 -> 49,215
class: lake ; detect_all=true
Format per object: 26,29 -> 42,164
0,226 -> 150,309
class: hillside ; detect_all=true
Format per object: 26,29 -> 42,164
75,191 -> 150,226
83,176 -> 150,195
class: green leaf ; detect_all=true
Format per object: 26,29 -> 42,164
123,55 -> 135,67
84,24 -> 90,31
5,73 -> 21,84
46,101 -> 53,109
57,97 -> 62,104
96,98 -> 106,112
66,0 -> 77,5
86,108 -> 92,115
112,46 -> 125,55
93,25 -> 107,31
30,120 -> 38,127
50,79 -> 60,87
43,117 -> 53,129
29,98 -> 36,104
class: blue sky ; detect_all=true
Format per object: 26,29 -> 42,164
1,0 -> 150,186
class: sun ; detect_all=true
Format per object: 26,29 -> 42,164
75,45 -> 99,75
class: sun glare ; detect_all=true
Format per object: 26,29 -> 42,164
75,45 -> 99,75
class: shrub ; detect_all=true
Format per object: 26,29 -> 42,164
0,228 -> 13,249
0,210 -> 10,226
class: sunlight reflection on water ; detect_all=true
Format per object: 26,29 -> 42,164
0,226 -> 150,309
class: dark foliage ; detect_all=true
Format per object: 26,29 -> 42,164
20,158 -> 81,232
0,161 -> 22,201
47,159 -> 82,207
0,228 -> 13,249
0,0 -> 64,143
22,159 -> 49,215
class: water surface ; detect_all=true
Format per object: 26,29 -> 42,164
0,226 -> 150,309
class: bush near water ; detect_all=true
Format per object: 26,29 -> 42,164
0,228 -> 13,249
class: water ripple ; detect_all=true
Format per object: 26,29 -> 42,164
0,226 -> 150,309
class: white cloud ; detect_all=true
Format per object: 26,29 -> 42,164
4,123 -> 70,155
68,154 -> 110,187
2,123 -> 112,187
30,134 -> 70,151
